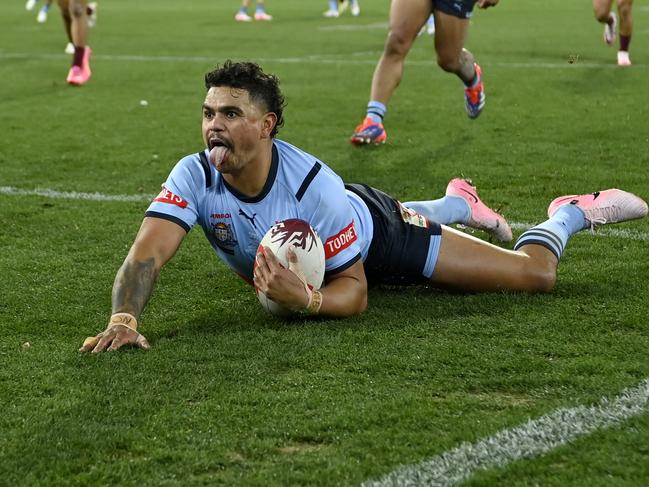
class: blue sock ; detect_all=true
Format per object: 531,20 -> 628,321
366,101 -> 386,124
255,3 -> 265,13
402,195 -> 470,226
328,0 -> 338,10
239,6 -> 248,14
40,4 -> 49,12
514,204 -> 586,259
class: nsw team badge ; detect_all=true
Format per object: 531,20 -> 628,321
210,214 -> 238,255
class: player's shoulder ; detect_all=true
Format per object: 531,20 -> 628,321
274,139 -> 344,200
169,150 -> 215,190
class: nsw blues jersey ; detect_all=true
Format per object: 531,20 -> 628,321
146,139 -> 373,283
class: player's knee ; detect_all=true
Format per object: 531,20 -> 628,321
436,53 -> 460,73
593,8 -> 610,22
522,260 -> 557,293
70,0 -> 86,17
384,30 -> 414,57
617,0 -> 631,16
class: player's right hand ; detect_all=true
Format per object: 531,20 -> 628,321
79,313 -> 151,353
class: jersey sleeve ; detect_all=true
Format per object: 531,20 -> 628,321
145,155 -> 205,232
306,170 -> 362,275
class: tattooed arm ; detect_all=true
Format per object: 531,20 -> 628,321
79,217 -> 187,353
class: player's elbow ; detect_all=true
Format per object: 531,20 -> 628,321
330,282 -> 368,317
355,291 -> 368,315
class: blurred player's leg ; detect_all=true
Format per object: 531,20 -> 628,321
418,14 -> 435,37
426,13 -> 435,34
235,0 -> 253,21
59,0 -> 92,85
37,0 -> 51,22
351,0 -> 430,145
26,0 -> 39,11
87,1 -> 97,27
253,1 -> 272,21
350,0 -> 360,16
434,10 -> 484,119
593,0 -> 616,44
324,0 -> 340,17
616,0 -> 633,65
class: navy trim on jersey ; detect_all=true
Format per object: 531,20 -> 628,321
223,144 -> 279,203
296,161 -> 322,202
145,211 -> 191,233
325,252 -> 361,277
214,242 -> 235,255
198,151 -> 212,188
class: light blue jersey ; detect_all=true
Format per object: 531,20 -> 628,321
146,139 -> 373,284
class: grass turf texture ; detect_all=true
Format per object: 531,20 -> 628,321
2,0 -> 649,485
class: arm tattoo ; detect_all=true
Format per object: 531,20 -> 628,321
112,257 -> 159,319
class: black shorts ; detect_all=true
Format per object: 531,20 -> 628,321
345,184 -> 442,286
434,0 -> 477,19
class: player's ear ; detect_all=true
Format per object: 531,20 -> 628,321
260,112 -> 277,139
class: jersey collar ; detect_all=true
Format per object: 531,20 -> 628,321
223,142 -> 279,203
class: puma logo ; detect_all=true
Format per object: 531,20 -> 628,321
239,209 -> 257,227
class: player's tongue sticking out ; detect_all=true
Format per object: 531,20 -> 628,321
209,145 -> 229,167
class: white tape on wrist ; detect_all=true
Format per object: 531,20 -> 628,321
109,312 -> 138,331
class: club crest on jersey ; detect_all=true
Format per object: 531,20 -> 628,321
324,221 -> 357,259
268,219 -> 319,252
397,202 -> 429,228
154,186 -> 188,209
210,221 -> 238,255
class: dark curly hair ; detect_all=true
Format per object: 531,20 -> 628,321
204,61 -> 285,137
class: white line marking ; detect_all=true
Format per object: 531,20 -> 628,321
318,22 -> 388,31
0,52 -> 646,69
2,186 -> 648,241
360,378 -> 649,487
0,186 -> 152,203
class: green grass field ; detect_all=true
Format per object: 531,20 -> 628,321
2,0 -> 649,485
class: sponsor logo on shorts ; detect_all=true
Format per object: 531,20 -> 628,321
398,202 -> 429,228
154,186 -> 188,209
324,221 -> 357,259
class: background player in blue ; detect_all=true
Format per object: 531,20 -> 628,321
79,61 -> 648,353
351,0 -> 500,146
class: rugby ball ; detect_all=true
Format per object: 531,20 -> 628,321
254,219 -> 325,316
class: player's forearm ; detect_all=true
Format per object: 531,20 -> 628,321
111,256 -> 159,320
319,276 -> 368,317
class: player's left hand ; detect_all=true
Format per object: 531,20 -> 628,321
254,246 -> 310,311
79,319 -> 150,353
477,0 -> 499,8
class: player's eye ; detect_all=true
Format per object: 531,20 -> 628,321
225,111 -> 238,119
203,110 -> 214,119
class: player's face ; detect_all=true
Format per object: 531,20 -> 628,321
202,86 -> 272,174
